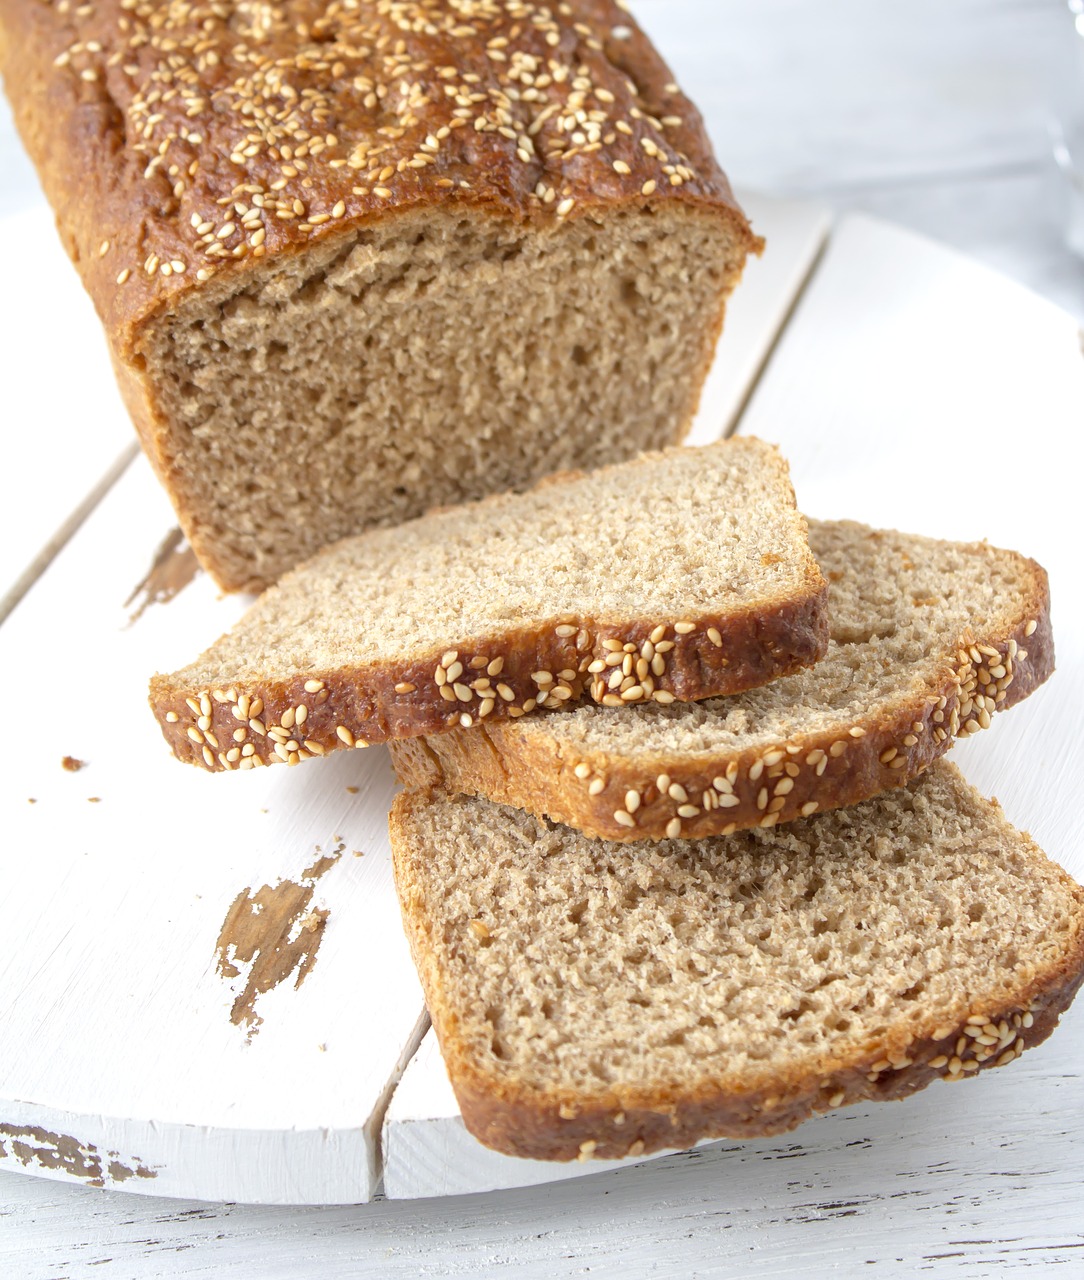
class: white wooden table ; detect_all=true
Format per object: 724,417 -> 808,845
2,1 -> 1083,1274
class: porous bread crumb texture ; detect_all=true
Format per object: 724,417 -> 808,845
390,520 -> 1053,839
0,0 -> 760,590
150,439 -> 828,771
147,204 -> 748,589
390,763 -> 1084,1161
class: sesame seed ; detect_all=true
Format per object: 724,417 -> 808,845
614,809 -> 636,828
641,179 -> 657,195
674,621 -> 695,635
336,726 -> 355,747
556,197 -> 575,216
624,789 -> 641,813
588,778 -> 605,796
665,817 -> 682,839
1025,619 -> 1038,636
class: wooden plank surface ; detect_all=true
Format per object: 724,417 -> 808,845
0,454 -> 429,1205
0,193 -> 826,1205
381,213 -> 1084,1203
6,1049 -> 1084,1278
0,209 -> 136,619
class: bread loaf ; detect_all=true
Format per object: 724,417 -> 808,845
390,519 -> 1053,838
391,763 -> 1084,1161
0,0 -> 761,591
150,439 -> 828,771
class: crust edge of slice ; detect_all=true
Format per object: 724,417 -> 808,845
389,769 -> 1084,1163
389,548 -> 1052,840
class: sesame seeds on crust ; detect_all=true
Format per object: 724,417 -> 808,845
388,601 -> 1052,838
6,0 -> 756,338
514,992 -> 1061,1163
560,614 -> 1048,840
153,602 -> 829,772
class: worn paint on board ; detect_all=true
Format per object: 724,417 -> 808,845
0,1124 -> 156,1187
125,526 -> 200,622
215,844 -> 344,1039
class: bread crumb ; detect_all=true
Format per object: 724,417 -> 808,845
346,786 -> 359,794
61,756 -> 86,772
88,796 -> 101,803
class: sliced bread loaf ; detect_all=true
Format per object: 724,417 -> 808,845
151,439 -> 828,771
1,0 -> 760,592
391,763 -> 1084,1161
390,520 -> 1052,839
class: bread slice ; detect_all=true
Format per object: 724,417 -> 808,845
391,763 -> 1084,1162
151,439 -> 828,772
390,521 -> 1052,839
1,0 -> 760,592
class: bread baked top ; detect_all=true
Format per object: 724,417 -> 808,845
0,0 -> 758,348
389,519 -> 1054,839
391,763 -> 1084,1161
149,438 -> 828,770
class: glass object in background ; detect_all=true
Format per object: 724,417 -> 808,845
1053,1 -> 1084,258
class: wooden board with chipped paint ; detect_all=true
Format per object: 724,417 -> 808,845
0,192 -> 829,1205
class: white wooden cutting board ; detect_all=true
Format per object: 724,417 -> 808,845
0,191 -> 828,1205
382,214 -> 1084,1200
0,209 -> 137,621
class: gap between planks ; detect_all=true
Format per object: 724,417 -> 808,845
0,443 -> 137,629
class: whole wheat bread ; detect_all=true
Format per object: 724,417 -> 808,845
391,520 -> 1052,839
151,439 -> 827,771
0,0 -> 760,591
391,762 -> 1084,1161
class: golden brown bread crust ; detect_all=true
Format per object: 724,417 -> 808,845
449,976 -> 1084,1161
0,0 -> 762,589
150,587 -> 829,771
390,787 -> 1084,1162
389,562 -> 1053,839
0,0 -> 757,340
